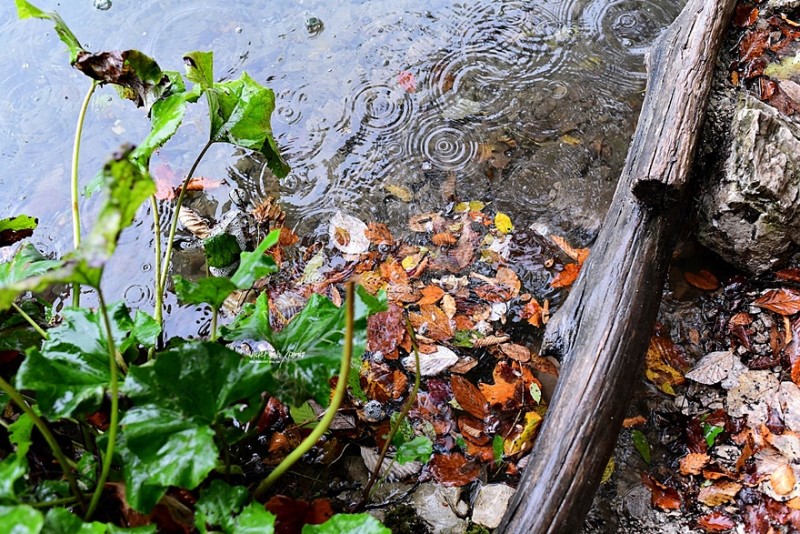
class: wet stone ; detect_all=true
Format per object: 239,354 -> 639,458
471,483 -> 516,529
409,483 -> 467,534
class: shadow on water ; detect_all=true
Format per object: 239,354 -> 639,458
0,0 -> 682,337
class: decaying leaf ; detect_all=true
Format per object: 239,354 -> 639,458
755,288 -> 800,316
429,452 -> 480,486
697,480 -> 742,506
451,375 -> 489,419
685,350 -> 745,387
550,234 -> 590,264
360,446 -> 422,481
402,345 -> 458,376
550,263 -> 580,289
499,343 -> 531,362
178,206 -> 210,239
362,362 -> 408,402
642,473 -> 682,510
329,211 -> 370,255
771,463 -> 797,496
645,335 -> 688,395
417,285 -> 445,306
684,269 -> 720,290
697,511 -> 737,533
504,411 -> 543,456
409,304 -> 453,342
384,184 -> 414,202
679,453 -> 710,475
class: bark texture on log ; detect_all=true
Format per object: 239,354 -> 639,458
497,0 -> 736,532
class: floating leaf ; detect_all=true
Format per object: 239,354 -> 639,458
754,288 -> 800,316
329,212 -> 370,256
0,215 -> 37,248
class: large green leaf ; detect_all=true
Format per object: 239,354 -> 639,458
0,149 -> 154,311
0,215 -> 37,248
194,480 -> 249,533
15,303 -> 135,419
203,233 -> 241,269
183,51 -> 214,90
223,286 -> 387,406
229,230 -> 280,289
42,507 -> 156,533
118,342 -> 273,512
302,514 -> 390,534
0,413 -> 33,504
0,504 -> 44,534
15,1 -> 83,63
233,504 -> 276,534
174,275 -> 237,311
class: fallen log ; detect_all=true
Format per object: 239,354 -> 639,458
497,0 -> 737,531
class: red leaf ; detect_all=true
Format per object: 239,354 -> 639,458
265,496 -> 334,534
550,262 -> 580,288
697,510 -> 736,532
754,288 -> 800,315
733,5 -> 759,28
397,70 -> 417,93
429,452 -> 480,486
685,269 -> 720,290
451,375 -> 489,419
641,473 -> 682,510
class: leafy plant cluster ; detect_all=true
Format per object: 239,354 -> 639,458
0,2 -> 396,532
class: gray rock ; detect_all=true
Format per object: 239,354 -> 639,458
472,484 -> 516,529
697,94 -> 800,274
409,483 -> 466,534
766,0 -> 800,14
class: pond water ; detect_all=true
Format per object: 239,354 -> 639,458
0,0 -> 682,337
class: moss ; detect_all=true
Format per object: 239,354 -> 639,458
383,504 -> 430,534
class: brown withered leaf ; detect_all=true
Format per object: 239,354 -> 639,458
645,335 -> 688,395
449,356 -> 478,374
771,463 -> 797,496
441,294 -> 457,319
362,362 -> 408,403
409,304 -> 454,341
496,266 -> 521,298
429,452 -> 481,487
697,511 -> 736,533
733,5 -> 759,27
457,416 -> 491,445
521,299 -> 544,327
266,495 -> 334,534
777,269 -> 800,283
367,303 -> 405,357
755,288 -> 800,316
75,49 -> 170,108
479,360 -> 526,411
499,343 -> 531,362
550,234 -> 590,264
739,28 -> 771,63
551,263 -> 580,289
679,453 -> 710,475
697,481 -> 742,507
365,222 -> 394,245
451,375 -> 489,419
417,285 -> 445,306
684,269 -> 720,291
432,232 -> 457,247
466,441 -> 495,463
642,473 -> 682,510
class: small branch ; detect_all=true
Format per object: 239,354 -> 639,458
85,290 -> 121,520
253,283 -> 356,500
158,140 -> 213,300
11,302 -> 48,340
0,376 -> 84,511
353,316 -> 421,510
70,79 -> 98,308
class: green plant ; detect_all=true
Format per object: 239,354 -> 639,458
0,2 -> 389,532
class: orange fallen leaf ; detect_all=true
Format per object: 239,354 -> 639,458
755,288 -> 800,316
457,416 -> 491,445
521,299 -> 543,327
622,416 -> 647,428
551,263 -> 580,289
185,176 -> 222,191
697,480 -> 742,506
697,511 -> 736,533
642,473 -> 682,510
432,232 -> 457,247
770,463 -> 796,496
429,452 -> 480,486
365,222 -> 394,245
479,360 -> 530,411
451,375 -> 489,419
550,234 -> 590,264
362,362 -> 408,403
679,453 -> 710,475
409,304 -> 453,342
684,269 -> 720,291
417,285 -> 445,306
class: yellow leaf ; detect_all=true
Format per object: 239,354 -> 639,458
401,255 -> 419,271
384,184 -> 414,202
454,200 -> 485,213
494,212 -> 513,234
504,411 -> 542,456
560,134 -> 582,145
601,457 -> 615,484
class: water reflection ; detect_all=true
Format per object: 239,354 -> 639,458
0,0 -> 682,337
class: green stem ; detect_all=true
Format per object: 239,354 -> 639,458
253,283 -> 356,500
354,316 -> 421,510
158,140 -> 213,299
86,290 -> 121,521
150,195 -> 163,355
29,496 -> 79,509
11,302 -> 48,340
0,376 -> 84,511
71,80 -> 98,308
210,307 -> 218,342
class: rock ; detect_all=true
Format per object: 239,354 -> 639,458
766,0 -> 800,14
409,483 -> 467,534
697,94 -> 800,274
472,484 -> 516,529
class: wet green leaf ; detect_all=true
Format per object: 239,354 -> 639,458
15,0 -> 83,63
119,341 -> 272,512
631,429 -> 651,464
229,230 -> 280,289
174,275 -> 237,311
183,51 -> 214,90
492,434 -> 504,466
42,507 -> 156,533
0,244 -> 61,287
234,503 -> 276,534
195,480 -> 249,533
74,50 -> 170,109
703,423 -> 724,448
223,287 -> 387,406
0,413 -> 33,504
204,233 -> 242,269
15,303 -> 134,419
302,514 -> 390,534
131,311 -> 160,349
0,215 -> 37,247
0,504 -> 43,534
396,436 -> 432,465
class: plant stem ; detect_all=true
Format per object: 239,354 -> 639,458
150,195 -> 163,339
71,80 -> 98,308
0,376 -> 84,511
29,496 -> 80,509
253,283 -> 356,500
86,290 -> 121,520
11,302 -> 48,340
210,307 -> 218,342
354,316 -> 421,510
158,140 -> 213,300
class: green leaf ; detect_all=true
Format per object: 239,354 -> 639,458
132,311 -> 160,349
0,215 -> 37,247
119,342 -> 272,512
396,436 -> 432,465
207,73 -> 289,178
234,503 -> 276,534
15,303 -> 134,419
42,507 -> 156,533
229,230 -> 280,289
0,149 -> 154,310
631,429 -> 651,465
529,383 -> 542,404
0,413 -> 33,504
204,233 -> 242,269
195,480 -> 249,533
174,275 -> 237,310
492,434 -> 504,466
183,51 -> 215,90
74,50 -> 170,109
223,287 -> 387,406
703,423 -> 724,448
302,514 -> 390,534
0,504 -> 44,534
389,414 -> 414,448
15,1 -> 83,63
